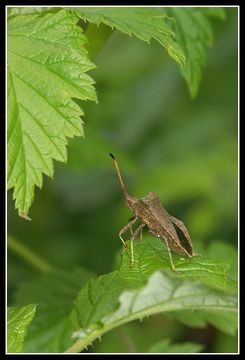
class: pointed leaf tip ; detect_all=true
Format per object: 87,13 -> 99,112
19,212 -> 32,221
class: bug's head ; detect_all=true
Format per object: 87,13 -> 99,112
125,194 -> 138,212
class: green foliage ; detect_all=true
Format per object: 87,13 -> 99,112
169,309 -> 237,336
147,338 -> 203,353
68,239 -> 236,352
7,6 -> 226,217
14,267 -> 93,352
71,268 -> 235,350
204,7 -> 226,19
11,239 -> 237,353
7,6 -> 238,354
8,7 -> 186,66
213,332 -> 238,353
206,242 -> 238,280
167,7 -> 226,97
72,7 -> 185,66
7,304 -> 37,353
8,7 -> 55,17
7,9 -> 96,217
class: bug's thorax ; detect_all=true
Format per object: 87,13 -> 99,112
125,192 -> 160,226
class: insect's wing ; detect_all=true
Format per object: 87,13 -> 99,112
170,216 -> 194,256
142,193 -> 194,257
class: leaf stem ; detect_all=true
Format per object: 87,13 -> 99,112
65,329 -> 104,353
8,235 -> 52,273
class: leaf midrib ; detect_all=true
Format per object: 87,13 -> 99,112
68,293 -> 236,353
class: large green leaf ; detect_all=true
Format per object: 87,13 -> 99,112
70,7 -> 186,66
7,9 -> 96,218
7,304 -> 37,353
166,7 -> 225,97
66,237 -> 237,352
14,267 -> 94,353
8,7 -> 185,67
12,238 -> 237,353
8,6 -> 226,97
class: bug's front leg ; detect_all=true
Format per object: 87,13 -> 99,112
130,224 -> 145,269
119,216 -> 138,255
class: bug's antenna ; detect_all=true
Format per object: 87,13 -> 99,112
109,153 -> 129,197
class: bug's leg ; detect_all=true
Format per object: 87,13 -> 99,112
128,216 -> 136,235
119,217 -> 138,254
139,226 -> 143,243
164,239 -> 177,272
130,224 -> 145,269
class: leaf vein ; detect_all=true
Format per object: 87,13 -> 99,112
19,103 -> 65,162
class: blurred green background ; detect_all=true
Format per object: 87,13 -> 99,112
7,8 -> 238,353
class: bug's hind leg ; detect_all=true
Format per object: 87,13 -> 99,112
130,224 -> 145,269
119,217 -> 138,255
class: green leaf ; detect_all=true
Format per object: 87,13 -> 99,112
66,238 -> 237,352
206,241 -> 238,281
72,7 -> 185,66
7,10 -> 96,217
167,7 -> 225,97
8,6 -> 226,98
7,7 -> 56,17
7,304 -> 37,353
204,7 -> 226,20
147,338 -> 203,353
13,267 -> 94,353
12,238 -> 237,353
169,309 -> 238,336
